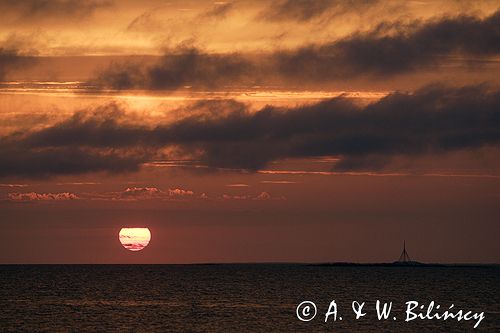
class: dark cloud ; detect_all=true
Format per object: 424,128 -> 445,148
202,2 -> 233,19
269,10 -> 500,80
0,104 -> 150,176
95,46 -> 254,90
319,10 -> 500,75
0,146 -> 148,178
159,85 -> 500,170
94,11 -> 500,90
1,84 -> 500,177
0,32 -> 43,80
22,102 -> 151,148
260,0 -> 378,22
0,47 -> 32,81
126,11 -> 158,32
0,0 -> 112,21
0,104 -> 150,178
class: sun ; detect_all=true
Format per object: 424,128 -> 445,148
119,228 -> 151,251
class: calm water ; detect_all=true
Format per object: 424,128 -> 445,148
0,265 -> 499,332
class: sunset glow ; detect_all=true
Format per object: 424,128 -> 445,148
1,2 -> 499,331
0,0 -> 499,264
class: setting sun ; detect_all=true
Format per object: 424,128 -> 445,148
119,228 -> 151,252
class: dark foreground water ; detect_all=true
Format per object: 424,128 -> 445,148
0,265 -> 499,332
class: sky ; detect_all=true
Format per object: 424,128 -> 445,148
0,0 -> 499,263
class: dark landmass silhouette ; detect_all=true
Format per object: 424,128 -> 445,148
310,262 -> 494,268
310,242 -> 495,267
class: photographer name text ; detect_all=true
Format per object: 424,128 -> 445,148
296,300 -> 485,328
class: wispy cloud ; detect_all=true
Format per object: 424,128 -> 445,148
259,0 -> 379,22
201,2 -> 233,19
260,180 -> 297,184
55,182 -> 101,186
0,183 -> 28,187
225,183 -> 250,187
221,191 -> 284,201
0,0 -> 113,23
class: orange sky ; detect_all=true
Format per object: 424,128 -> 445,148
1,0 -> 500,263
1,0 -> 499,56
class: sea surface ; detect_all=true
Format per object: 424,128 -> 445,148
0,265 -> 499,332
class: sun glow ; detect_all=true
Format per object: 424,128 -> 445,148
119,228 -> 151,251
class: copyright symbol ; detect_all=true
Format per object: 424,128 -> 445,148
296,301 -> 317,321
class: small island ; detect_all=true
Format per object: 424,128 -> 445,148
311,242 -> 491,267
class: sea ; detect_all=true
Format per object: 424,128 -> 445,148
0,264 -> 499,332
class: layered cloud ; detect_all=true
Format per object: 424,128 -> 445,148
1,84 -> 499,177
94,11 -> 500,90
